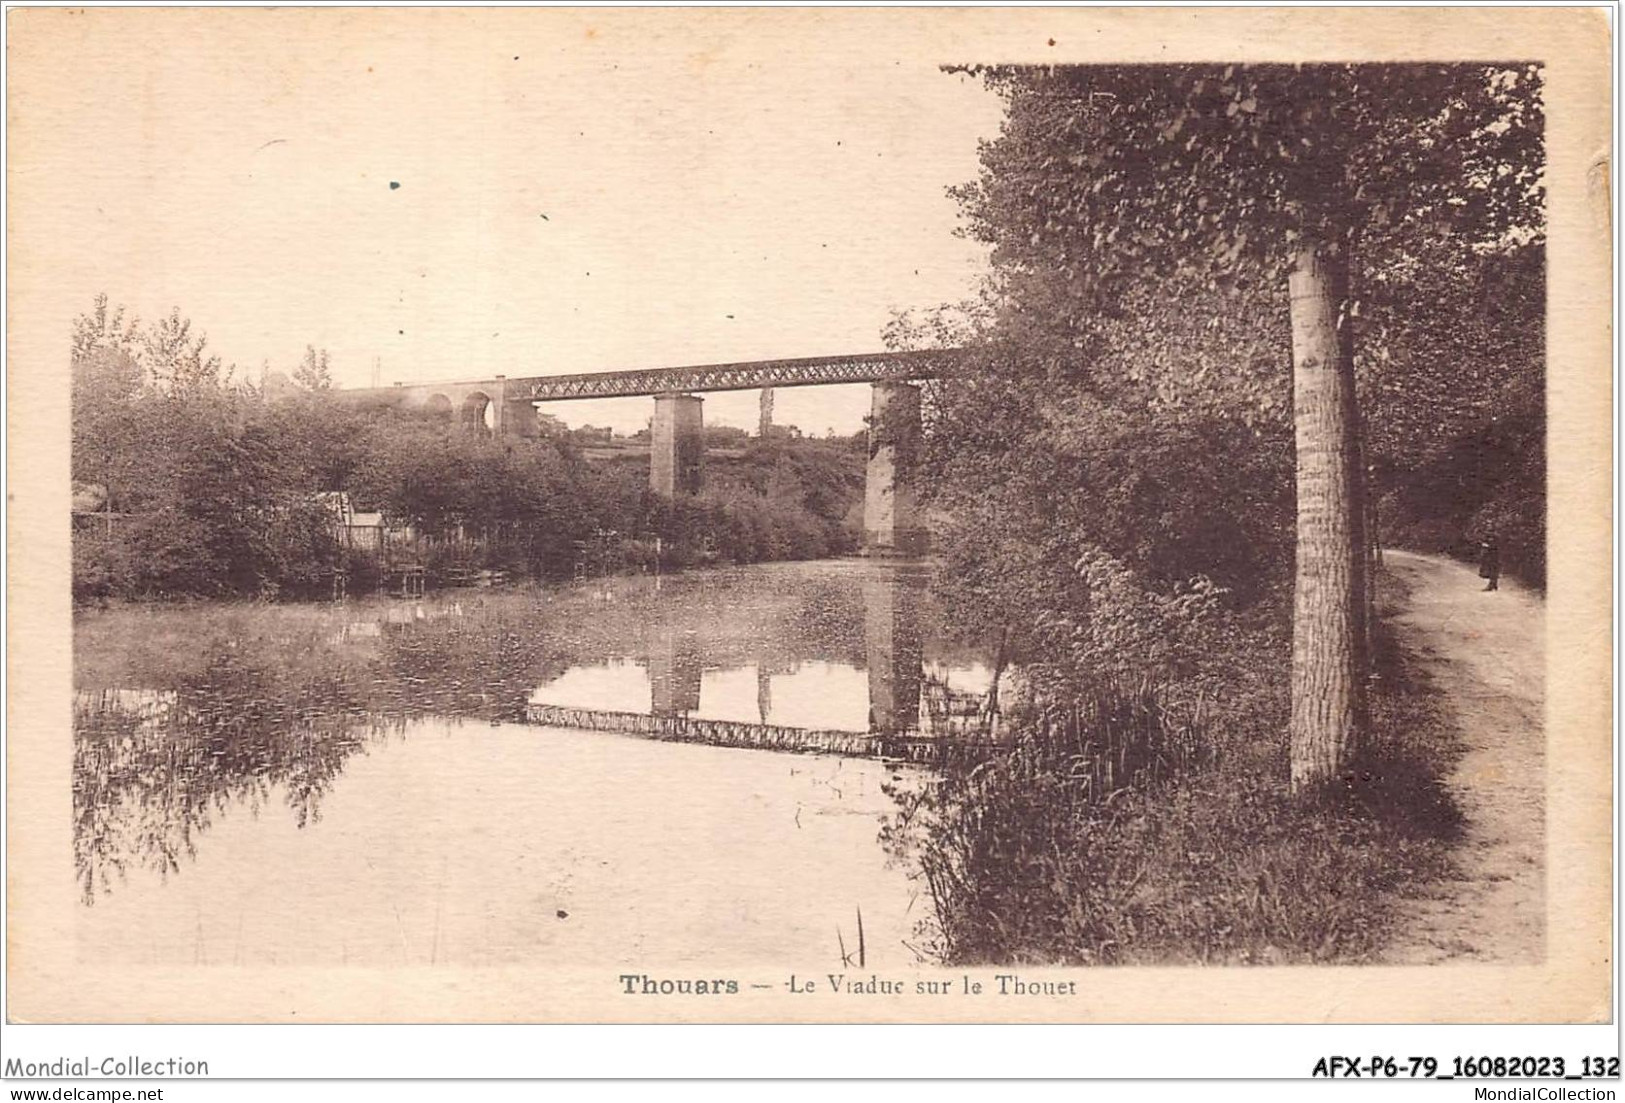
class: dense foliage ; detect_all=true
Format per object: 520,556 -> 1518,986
1364,241 -> 1546,585
71,296 -> 865,602
887,62 -> 1544,961
915,61 -> 1542,626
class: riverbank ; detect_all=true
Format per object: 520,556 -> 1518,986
75,548 -> 1506,967
895,557 -> 1478,965
71,338 -> 868,605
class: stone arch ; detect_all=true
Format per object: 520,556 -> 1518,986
460,391 -> 494,433
424,393 -> 453,422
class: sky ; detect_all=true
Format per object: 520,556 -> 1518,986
13,10 -> 1006,434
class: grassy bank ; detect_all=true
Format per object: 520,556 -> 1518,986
891,564 -> 1463,965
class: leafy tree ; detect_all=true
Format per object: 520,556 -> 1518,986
293,345 -> 333,391
73,298 -> 342,597
71,309 -> 147,515
259,387 -> 369,494
940,63 -> 1543,790
143,307 -> 228,396
72,293 -> 140,369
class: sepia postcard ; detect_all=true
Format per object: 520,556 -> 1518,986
5,6 -> 1613,1028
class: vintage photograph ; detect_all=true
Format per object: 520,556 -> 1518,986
7,8 -> 1611,1030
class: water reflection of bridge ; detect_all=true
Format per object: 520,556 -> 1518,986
528,567 -> 1006,758
522,705 -> 968,763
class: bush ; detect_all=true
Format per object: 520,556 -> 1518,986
892,567 -> 1458,966
72,525 -> 135,604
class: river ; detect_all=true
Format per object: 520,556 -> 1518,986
72,559 -> 1002,969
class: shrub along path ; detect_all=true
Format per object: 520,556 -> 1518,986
1379,549 -> 1545,963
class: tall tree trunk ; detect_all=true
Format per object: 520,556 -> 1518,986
1287,240 -> 1369,793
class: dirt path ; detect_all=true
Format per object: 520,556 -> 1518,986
1379,549 -> 1545,964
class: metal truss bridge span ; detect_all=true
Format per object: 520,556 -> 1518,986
340,345 -> 969,551
507,347 -> 965,401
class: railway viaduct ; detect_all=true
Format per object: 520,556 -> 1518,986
341,349 -> 966,555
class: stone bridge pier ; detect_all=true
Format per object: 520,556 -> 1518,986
651,393 -> 705,496
644,380 -> 924,557
863,381 -> 924,556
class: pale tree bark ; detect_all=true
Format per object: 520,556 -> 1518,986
1287,240 -> 1369,792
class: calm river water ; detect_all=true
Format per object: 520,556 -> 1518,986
73,560 -> 999,968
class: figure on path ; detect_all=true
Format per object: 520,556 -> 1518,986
1478,538 -> 1501,592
